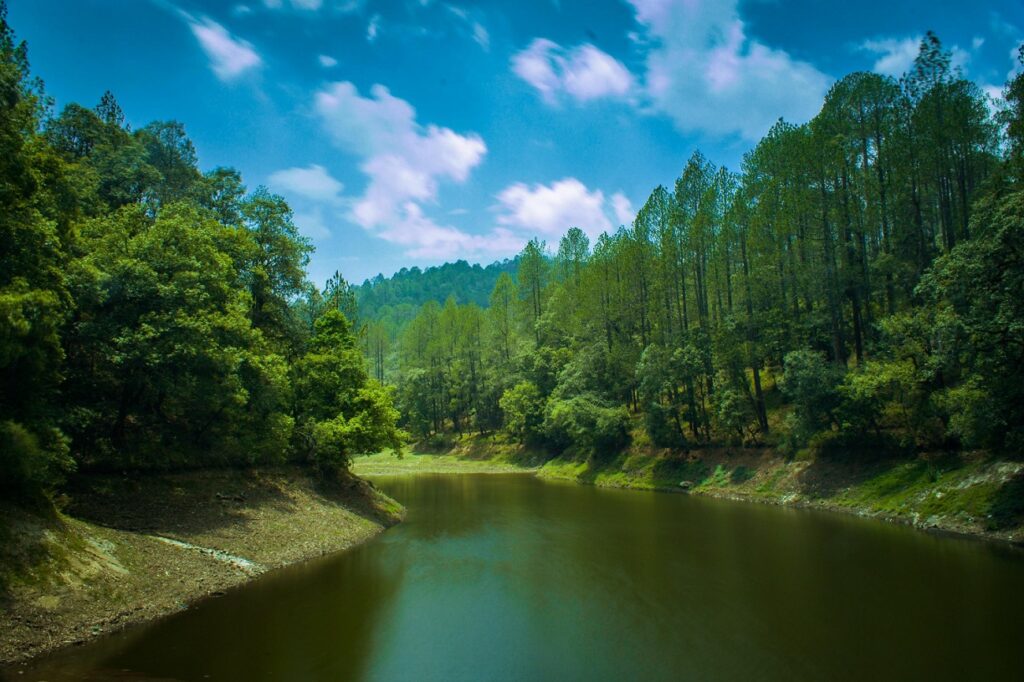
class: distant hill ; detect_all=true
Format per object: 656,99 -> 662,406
355,258 -> 519,322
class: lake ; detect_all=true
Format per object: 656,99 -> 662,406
9,473 -> 1024,681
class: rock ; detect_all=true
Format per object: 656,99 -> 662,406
678,480 -> 693,490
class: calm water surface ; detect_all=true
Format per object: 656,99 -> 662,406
8,474 -> 1024,681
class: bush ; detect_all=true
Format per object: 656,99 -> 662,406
499,381 -> 546,444
644,403 -> 688,449
933,380 -> 1002,451
0,420 -> 74,497
780,350 -> 843,445
544,395 -> 630,457
712,387 -> 754,445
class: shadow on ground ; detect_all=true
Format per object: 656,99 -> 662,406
63,466 -> 393,537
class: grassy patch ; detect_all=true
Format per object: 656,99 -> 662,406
352,450 -> 537,476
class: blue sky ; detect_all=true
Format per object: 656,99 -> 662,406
11,0 -> 1024,284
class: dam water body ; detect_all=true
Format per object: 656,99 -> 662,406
10,473 -> 1024,681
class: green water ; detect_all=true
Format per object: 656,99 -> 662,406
8,474 -> 1024,681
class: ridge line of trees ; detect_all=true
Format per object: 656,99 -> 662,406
386,34 -> 1024,462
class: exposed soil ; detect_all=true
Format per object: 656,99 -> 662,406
366,436 -> 1024,546
0,467 -> 403,666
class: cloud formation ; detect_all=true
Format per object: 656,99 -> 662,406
860,37 -> 920,77
184,15 -> 262,81
627,0 -> 830,140
610,192 -> 634,226
512,1 -> 829,140
313,81 -> 513,258
446,5 -> 490,51
268,164 -> 344,204
263,0 -> 322,10
860,34 -> 978,80
512,39 -> 635,103
495,178 -> 629,240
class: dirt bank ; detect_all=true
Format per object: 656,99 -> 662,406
540,448 -> 1024,544
363,435 -> 1024,545
0,467 -> 403,665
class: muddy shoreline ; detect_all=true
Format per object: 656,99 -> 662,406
0,467 -> 403,667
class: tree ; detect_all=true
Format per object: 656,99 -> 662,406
517,238 -> 549,345
0,4 -> 73,494
293,310 -> 402,476
499,381 -> 545,444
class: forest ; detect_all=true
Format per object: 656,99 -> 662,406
2,0 -> 1023,504
4,1 -> 1024,676
382,34 -> 1024,465
0,4 -> 402,499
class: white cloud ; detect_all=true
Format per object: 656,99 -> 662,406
184,15 -> 262,82
472,22 -> 490,51
860,37 -> 919,77
628,0 -> 830,140
376,203 -> 523,259
318,54 -> 338,68
951,45 -> 971,72
268,165 -> 344,204
494,178 -> 615,240
445,5 -> 490,51
367,14 -> 381,42
313,81 -> 513,259
263,0 -> 322,9
861,34 -> 980,81
611,192 -> 634,226
983,83 -> 1003,101
512,39 -> 634,103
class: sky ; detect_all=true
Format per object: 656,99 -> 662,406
10,0 -> 1024,285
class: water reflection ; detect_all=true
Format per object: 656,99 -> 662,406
9,474 -> 1024,681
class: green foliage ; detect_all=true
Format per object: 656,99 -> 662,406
780,351 -> 842,445
377,34 -> 1019,465
712,387 -> 754,444
543,395 -> 630,458
2,0 -> 1021,499
499,381 -> 545,444
294,310 -> 403,475
355,258 -> 517,323
0,6 -> 404,489
0,420 -> 73,496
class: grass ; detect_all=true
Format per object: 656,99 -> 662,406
486,436 -> 1023,542
362,431 -> 1022,544
1,466 -> 403,665
351,450 -> 538,476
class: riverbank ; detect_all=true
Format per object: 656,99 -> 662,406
352,451 -> 539,476
0,467 -> 403,666
363,434 -> 1024,545
538,448 -> 1024,544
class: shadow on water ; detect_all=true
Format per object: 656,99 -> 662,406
7,526 -> 407,682
9,474 -> 1024,682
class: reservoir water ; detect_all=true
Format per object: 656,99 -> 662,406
10,474 -> 1024,680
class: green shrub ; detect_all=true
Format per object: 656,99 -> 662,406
544,395 -> 630,457
0,421 -> 74,497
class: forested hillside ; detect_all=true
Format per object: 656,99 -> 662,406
352,259 -> 518,382
355,258 -> 518,320
389,34 -> 1024,464
0,4 -> 401,499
